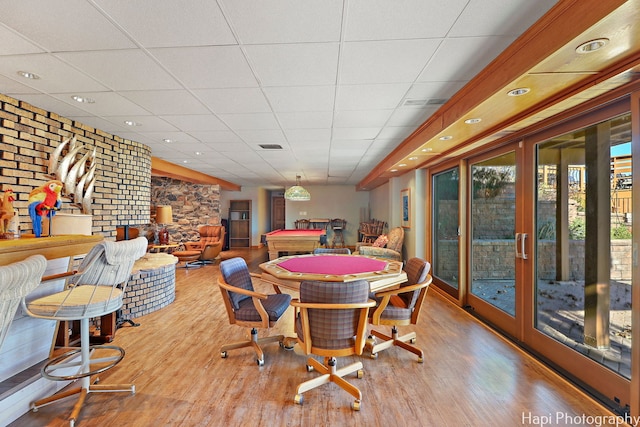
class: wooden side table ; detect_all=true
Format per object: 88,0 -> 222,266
149,243 -> 180,253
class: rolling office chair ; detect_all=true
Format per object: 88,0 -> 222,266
23,237 -> 148,427
366,257 -> 432,362
0,255 -> 47,350
218,257 -> 291,366
291,280 -> 375,410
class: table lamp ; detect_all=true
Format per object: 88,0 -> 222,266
155,205 -> 173,245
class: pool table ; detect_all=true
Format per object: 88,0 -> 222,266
264,229 -> 326,260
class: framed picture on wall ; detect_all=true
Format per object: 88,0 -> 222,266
401,188 -> 411,228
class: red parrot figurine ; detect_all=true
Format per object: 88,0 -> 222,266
28,180 -> 63,237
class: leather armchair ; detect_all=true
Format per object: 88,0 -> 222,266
184,225 -> 225,266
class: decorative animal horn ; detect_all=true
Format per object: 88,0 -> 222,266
48,137 -> 69,176
64,150 -> 90,197
56,145 -> 83,183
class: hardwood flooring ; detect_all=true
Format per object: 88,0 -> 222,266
10,248 -> 618,426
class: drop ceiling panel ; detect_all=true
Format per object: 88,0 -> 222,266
345,0 -> 469,41
448,0 -> 559,37
417,36 -> 516,82
149,46 -> 258,88
263,86 -> 335,112
52,91 -> 153,116
160,115 -> 229,132
221,0 -> 343,44
0,54 -> 108,93
119,90 -> 208,115
56,50 -> 181,91
333,110 -> 393,128
234,129 -> 286,143
285,129 -> 332,142
277,112 -> 334,129
244,43 -> 339,86
194,88 -> 272,114
335,83 -> 410,110
0,25 -> 43,55
10,94 -> 90,118
219,114 -> 280,131
0,0 -> 135,51
340,39 -> 441,84
93,0 -> 236,48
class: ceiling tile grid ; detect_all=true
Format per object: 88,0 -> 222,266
0,0 -> 559,188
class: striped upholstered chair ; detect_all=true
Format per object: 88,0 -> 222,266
0,255 -> 47,350
291,280 -> 375,411
218,257 -> 291,366
366,257 -> 432,362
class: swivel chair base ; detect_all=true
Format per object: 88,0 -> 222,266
367,326 -> 424,362
294,356 -> 364,411
220,327 -> 286,366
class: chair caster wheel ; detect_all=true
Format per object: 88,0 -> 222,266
356,369 -> 364,379
294,394 -> 304,405
410,338 -> 417,344
370,352 -> 378,359
417,357 -> 424,363
352,400 -> 361,411
365,337 -> 376,349
257,358 -> 265,366
221,351 -> 228,358
306,365 -> 313,372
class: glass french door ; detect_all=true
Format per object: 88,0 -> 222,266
467,145 -> 524,337
432,167 -> 460,298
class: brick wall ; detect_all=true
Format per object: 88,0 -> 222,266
0,94 -> 150,238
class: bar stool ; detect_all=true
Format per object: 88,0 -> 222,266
23,237 -> 147,427
330,218 -> 346,248
0,255 -> 47,350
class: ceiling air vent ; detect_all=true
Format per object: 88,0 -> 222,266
259,144 -> 283,150
402,98 -> 447,107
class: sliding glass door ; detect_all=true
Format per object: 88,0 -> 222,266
530,112 -> 632,406
432,167 -> 460,298
467,146 -> 523,336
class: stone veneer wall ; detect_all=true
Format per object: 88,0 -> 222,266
0,94 -> 151,238
436,239 -> 631,282
149,176 -> 221,243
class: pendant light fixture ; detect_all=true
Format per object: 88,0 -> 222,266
284,175 -> 311,201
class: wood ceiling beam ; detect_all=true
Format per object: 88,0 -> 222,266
151,157 -> 241,191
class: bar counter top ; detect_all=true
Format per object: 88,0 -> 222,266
0,235 -> 104,266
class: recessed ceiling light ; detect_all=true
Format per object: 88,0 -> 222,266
124,120 -> 141,126
398,163 -> 407,167
183,160 -> 189,164
17,70 -> 40,79
464,118 -> 482,124
390,169 -> 398,172
408,156 -> 418,161
439,135 -> 453,141
422,147 -> 433,152
71,95 -> 95,104
576,38 -> 609,54
163,138 -> 173,143
507,87 -> 530,97
195,151 -> 202,156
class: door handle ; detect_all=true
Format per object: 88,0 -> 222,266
515,233 -> 521,259
521,233 -> 528,260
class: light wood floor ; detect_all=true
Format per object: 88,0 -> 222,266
11,248 -> 618,427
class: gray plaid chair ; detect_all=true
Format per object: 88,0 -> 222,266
291,280 -> 375,411
367,257 -> 432,362
0,255 -> 47,350
218,257 -> 291,366
312,247 -> 351,255
23,237 -> 148,426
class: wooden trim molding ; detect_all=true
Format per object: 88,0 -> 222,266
151,157 -> 241,191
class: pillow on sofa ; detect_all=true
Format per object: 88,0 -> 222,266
372,234 -> 388,247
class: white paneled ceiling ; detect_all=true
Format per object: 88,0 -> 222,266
0,0 -> 558,188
